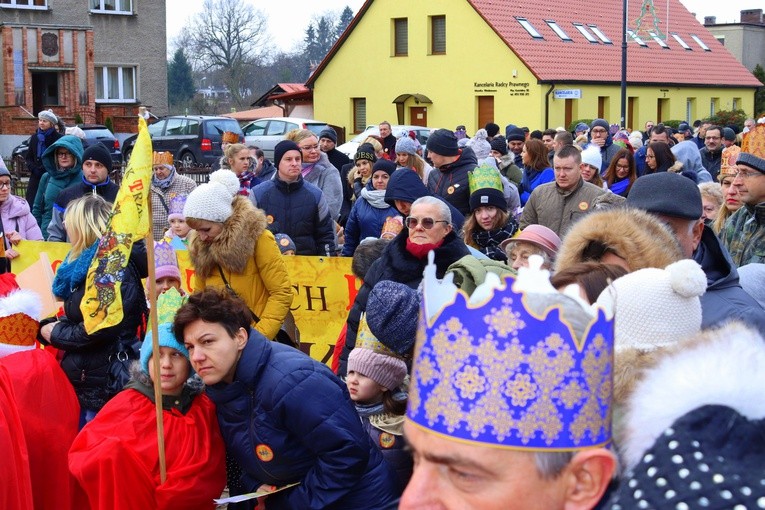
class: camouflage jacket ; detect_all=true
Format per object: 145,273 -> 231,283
720,202 -> 765,267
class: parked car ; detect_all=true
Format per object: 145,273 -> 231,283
10,123 -> 122,172
242,117 -> 328,160
336,125 -> 433,158
121,115 -> 243,168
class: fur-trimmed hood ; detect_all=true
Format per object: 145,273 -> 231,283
618,322 -> 765,471
555,207 -> 683,272
188,196 -> 267,279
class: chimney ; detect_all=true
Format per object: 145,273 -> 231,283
741,9 -> 764,25
703,16 -> 716,26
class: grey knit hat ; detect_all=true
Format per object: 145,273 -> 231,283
366,280 -> 419,356
37,109 -> 58,125
348,347 -> 407,391
736,152 -> 765,174
395,136 -> 418,156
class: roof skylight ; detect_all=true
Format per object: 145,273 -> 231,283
626,29 -> 647,47
546,20 -> 572,41
671,33 -> 692,50
648,31 -> 669,48
588,25 -> 612,44
517,17 -> 543,39
573,23 -> 598,43
690,34 -> 711,51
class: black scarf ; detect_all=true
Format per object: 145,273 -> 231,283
471,220 -> 519,261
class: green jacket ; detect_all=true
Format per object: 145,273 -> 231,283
720,202 -> 765,267
33,135 -> 83,239
446,254 -> 515,296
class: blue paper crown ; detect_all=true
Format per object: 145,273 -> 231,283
407,254 -> 615,451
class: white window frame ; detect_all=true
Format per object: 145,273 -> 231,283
690,34 -> 711,51
90,0 -> 133,15
95,65 -> 137,103
573,23 -> 598,43
588,24 -> 612,44
0,0 -> 48,9
671,33 -> 692,50
517,17 -> 543,39
546,20 -> 571,41
648,31 -> 669,48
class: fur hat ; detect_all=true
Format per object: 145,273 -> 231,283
626,171 -> 703,220
366,280 -> 420,356
490,136 -> 508,156
426,129 -> 460,156
153,240 -> 181,282
82,143 -> 113,172
485,122 -> 500,138
183,170 -> 238,223
167,193 -> 187,221
597,259 -> 706,352
319,127 -> 337,144
38,109 -> 58,125
0,273 -> 41,358
274,233 -> 296,254
395,136 -> 418,156
354,143 -> 377,164
348,315 -> 407,391
581,144 -> 603,170
555,208 -> 684,272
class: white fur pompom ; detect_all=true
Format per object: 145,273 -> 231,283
208,169 -> 240,197
667,259 -> 707,298
0,289 -> 43,320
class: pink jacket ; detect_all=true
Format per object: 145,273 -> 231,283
1,195 -> 43,241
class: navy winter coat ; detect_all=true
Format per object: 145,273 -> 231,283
206,333 -> 399,510
251,175 -> 336,256
385,168 -> 465,232
342,182 -> 398,256
426,147 -> 478,216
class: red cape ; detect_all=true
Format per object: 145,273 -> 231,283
0,364 -> 33,509
69,388 -> 226,510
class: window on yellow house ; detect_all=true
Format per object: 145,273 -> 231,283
394,18 -> 408,56
353,98 -> 366,134
431,15 -> 446,54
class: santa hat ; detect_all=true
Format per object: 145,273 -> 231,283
0,273 -> 42,358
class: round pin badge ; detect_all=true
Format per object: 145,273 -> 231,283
255,444 -> 274,462
279,238 -> 290,247
266,215 -> 274,224
447,186 -> 455,195
578,201 -> 589,211
379,432 -> 396,449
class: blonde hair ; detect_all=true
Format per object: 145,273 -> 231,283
698,182 -> 723,208
285,129 -> 317,145
363,136 -> 383,153
224,143 -> 248,160
64,195 -> 111,259
397,153 -> 425,180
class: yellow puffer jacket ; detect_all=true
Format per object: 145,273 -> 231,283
189,197 -> 292,339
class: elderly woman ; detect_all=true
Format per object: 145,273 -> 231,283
33,134 -> 83,238
338,195 -> 470,375
183,169 -> 292,341
500,224 -> 561,271
24,109 -> 63,206
285,129 -> 343,221
150,152 -> 197,241
174,288 -> 399,509
698,182 -> 723,225
0,164 -> 42,261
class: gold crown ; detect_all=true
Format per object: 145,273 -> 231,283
222,131 -> 239,144
152,151 -> 174,166
0,313 -> 38,347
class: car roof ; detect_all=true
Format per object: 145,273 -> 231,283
159,115 -> 238,121
77,124 -> 110,130
246,117 -> 327,124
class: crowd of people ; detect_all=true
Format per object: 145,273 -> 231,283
1,108 -> 765,509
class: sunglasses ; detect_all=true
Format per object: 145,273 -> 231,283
405,216 -> 449,230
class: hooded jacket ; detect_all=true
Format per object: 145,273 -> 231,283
671,141 -> 713,182
47,176 -> 119,242
188,198 -> 292,340
385,168 -> 465,231
342,181 -> 398,256
0,195 -> 42,242
208,332 -> 399,510
33,135 -> 83,238
303,151 -> 343,221
426,146 -> 478,216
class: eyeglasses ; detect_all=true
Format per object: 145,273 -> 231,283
0,181 -> 11,189
299,144 -> 319,152
591,128 -> 607,135
405,216 -> 449,229
56,152 -> 72,157
734,169 -> 763,180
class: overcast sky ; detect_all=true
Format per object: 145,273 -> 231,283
165,0 -> 763,53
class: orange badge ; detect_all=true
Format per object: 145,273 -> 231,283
255,444 -> 274,462
379,432 -> 396,449
578,201 -> 589,211
447,186 -> 455,195
266,215 -> 274,224
279,238 -> 290,247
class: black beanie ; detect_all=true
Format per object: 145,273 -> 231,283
82,143 -> 113,172
485,122 -> 500,138
274,140 -> 301,168
319,127 -> 337,144
372,159 -> 397,177
506,127 -> 525,142
469,187 -> 507,212
354,143 -> 377,164
426,128 -> 460,156
490,136 -> 508,156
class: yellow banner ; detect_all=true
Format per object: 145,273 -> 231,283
12,241 -> 359,365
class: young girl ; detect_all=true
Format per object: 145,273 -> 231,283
348,143 -> 377,201
164,194 -> 191,250
342,160 -> 397,256
346,316 -> 411,494
151,240 -> 184,299
463,164 -> 518,261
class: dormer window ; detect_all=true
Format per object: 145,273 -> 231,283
517,17 -> 543,39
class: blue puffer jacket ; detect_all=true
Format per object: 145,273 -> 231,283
342,181 -> 398,256
207,333 -> 399,510
251,175 -> 336,256
385,168 -> 465,231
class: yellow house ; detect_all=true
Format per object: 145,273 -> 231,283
307,0 -> 762,136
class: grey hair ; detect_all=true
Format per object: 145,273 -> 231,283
534,451 -> 575,479
505,242 -> 553,269
411,196 -> 452,225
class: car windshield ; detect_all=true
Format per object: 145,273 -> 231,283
205,120 -> 241,137
305,123 -> 329,136
82,128 -> 114,139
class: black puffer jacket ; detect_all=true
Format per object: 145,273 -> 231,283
426,147 -> 478,216
46,243 -> 148,411
338,230 -> 469,375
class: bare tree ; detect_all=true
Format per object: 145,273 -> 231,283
188,0 -> 269,108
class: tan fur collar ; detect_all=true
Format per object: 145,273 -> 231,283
189,196 -> 266,278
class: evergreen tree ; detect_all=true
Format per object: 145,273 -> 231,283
304,24 -> 320,64
316,17 -> 334,60
167,48 -> 196,108
754,64 -> 765,117
336,6 -> 354,39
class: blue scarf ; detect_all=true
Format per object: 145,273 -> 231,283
152,167 -> 176,190
36,127 -> 55,158
52,241 -> 99,300
355,401 -> 385,418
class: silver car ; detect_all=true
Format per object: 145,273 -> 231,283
336,125 -> 433,158
242,117 -> 329,160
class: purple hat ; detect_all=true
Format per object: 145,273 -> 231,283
154,240 -> 181,282
167,193 -> 187,221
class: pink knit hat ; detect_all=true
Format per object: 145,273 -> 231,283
348,315 -> 408,391
499,224 -> 562,258
154,240 -> 181,282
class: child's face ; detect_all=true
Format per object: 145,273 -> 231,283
170,218 -> 191,238
346,370 -> 385,403
282,249 -> 295,256
155,276 -> 181,298
148,346 -> 190,396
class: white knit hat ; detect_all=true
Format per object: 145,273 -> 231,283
596,259 -> 707,352
183,169 -> 239,223
581,144 -> 602,170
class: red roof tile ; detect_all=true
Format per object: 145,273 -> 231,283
468,0 -> 762,87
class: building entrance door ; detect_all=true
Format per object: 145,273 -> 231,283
410,107 -> 427,126
477,96 -> 494,129
32,72 -> 59,114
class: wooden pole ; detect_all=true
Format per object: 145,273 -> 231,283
146,183 -> 167,483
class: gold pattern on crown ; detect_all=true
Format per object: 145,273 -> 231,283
222,131 -> 239,144
0,313 -> 38,347
152,151 -> 174,166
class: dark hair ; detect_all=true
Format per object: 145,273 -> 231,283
650,123 -> 669,138
529,130 -> 543,140
523,138 -> 551,171
351,239 -> 390,279
550,262 -> 628,304
173,288 -> 252,341
247,145 -> 264,159
382,390 -> 407,415
542,129 -> 557,138
705,125 -> 722,137
554,131 -> 574,146
555,144 -> 583,165
647,141 -> 675,173
604,148 -> 636,191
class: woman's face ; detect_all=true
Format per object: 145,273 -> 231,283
0,175 -> 11,204
722,177 -> 742,212
228,149 -> 251,176
580,164 -> 598,182
396,152 -> 410,167
407,202 -> 452,245
56,148 -> 75,170
645,149 -> 657,170
521,145 -> 530,166
298,135 -> 321,164
615,158 -> 630,179
355,159 -> 372,178
346,370 -> 385,403
153,165 -> 172,180
278,149 -> 302,183
183,319 -> 247,386
508,242 -> 546,271
474,205 -> 500,230
371,170 -> 390,190
701,197 -> 721,222
148,346 -> 190,396
155,276 -> 181,298
38,119 -> 53,131
193,220 -> 224,243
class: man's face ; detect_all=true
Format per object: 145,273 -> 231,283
698,123 -> 711,138
745,119 -> 755,131
645,121 -> 655,133
542,135 -> 555,151
379,123 -> 391,138
82,159 -> 108,184
649,131 -> 669,144
733,164 -> 765,206
704,128 -> 722,152
508,140 -> 524,156
400,422 -> 567,510
554,155 -> 582,191
590,126 -> 608,143
657,214 -> 703,258
319,137 -> 335,152
429,151 -> 458,169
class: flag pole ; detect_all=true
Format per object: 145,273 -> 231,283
146,155 -> 167,484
